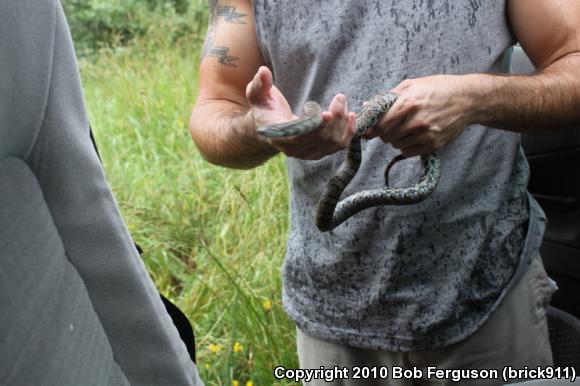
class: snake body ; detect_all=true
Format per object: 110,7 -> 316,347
257,92 -> 441,232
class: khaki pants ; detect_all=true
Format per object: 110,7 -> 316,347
297,255 -> 555,386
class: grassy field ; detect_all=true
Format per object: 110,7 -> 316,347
78,11 -> 297,385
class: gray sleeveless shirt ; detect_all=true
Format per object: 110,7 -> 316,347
252,0 -> 546,351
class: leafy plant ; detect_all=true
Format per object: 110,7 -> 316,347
61,0 -> 208,55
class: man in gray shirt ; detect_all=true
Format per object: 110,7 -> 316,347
190,1 -> 580,384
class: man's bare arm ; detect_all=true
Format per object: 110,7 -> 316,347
189,0 -> 277,169
190,0 -> 357,168
472,0 -> 580,133
371,0 -> 580,157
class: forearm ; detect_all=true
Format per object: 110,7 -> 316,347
470,53 -> 580,134
189,100 -> 278,169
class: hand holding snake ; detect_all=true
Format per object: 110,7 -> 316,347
249,67 -> 441,232
247,67 -> 357,161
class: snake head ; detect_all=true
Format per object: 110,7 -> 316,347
256,101 -> 322,138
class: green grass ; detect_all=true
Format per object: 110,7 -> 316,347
78,13 -> 298,385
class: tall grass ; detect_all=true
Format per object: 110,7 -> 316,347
78,6 -> 297,384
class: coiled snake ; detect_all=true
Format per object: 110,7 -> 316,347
257,92 -> 441,232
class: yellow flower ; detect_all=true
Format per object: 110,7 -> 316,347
208,343 -> 222,353
246,381 -> 253,386
262,299 -> 272,312
232,380 -> 239,386
233,342 -> 243,353
204,364 -> 210,370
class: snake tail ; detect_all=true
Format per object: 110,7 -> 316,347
317,153 -> 441,232
384,154 -> 407,186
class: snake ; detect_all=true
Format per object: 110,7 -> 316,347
257,92 -> 441,232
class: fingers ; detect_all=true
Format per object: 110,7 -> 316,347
330,94 -> 347,116
389,131 -> 429,156
346,111 -> 357,140
246,66 -> 273,104
386,122 -> 447,156
270,94 -> 356,160
362,96 -> 414,139
279,94 -> 352,143
380,116 -> 432,145
396,144 -> 433,158
390,133 -> 418,150
326,94 -> 351,134
367,91 -> 436,155
319,94 -> 356,150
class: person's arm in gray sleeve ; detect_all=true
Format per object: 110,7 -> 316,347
0,0 -> 203,384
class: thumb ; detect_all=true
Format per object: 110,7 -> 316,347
246,66 -> 273,105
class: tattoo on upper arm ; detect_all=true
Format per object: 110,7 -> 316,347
202,1 -> 248,67
204,36 -> 240,67
216,6 -> 247,24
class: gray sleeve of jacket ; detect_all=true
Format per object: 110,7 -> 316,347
0,0 -> 203,384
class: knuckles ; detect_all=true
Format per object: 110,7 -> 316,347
400,97 -> 418,112
397,79 -> 414,90
278,133 -> 349,160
